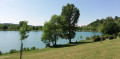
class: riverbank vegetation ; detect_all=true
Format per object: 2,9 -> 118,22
78,16 -> 120,32
1,38 -> 120,59
0,23 -> 42,31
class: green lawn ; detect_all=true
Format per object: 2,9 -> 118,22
0,39 -> 120,59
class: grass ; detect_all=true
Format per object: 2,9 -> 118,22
0,39 -> 120,59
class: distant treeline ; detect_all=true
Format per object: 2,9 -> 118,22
77,16 -> 120,32
0,23 -> 42,31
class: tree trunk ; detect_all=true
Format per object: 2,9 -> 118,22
55,39 -> 56,46
69,39 -> 71,43
20,40 -> 23,59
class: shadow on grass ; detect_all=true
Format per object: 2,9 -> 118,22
71,42 -> 92,45
50,41 -> 93,48
49,44 -> 76,48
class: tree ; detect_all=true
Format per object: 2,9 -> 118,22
2,26 -> 8,30
19,21 -> 29,59
101,21 -> 119,35
41,15 -> 63,46
61,4 -> 80,43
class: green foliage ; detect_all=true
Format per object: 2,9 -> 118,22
27,48 -> 30,51
41,15 -> 63,46
101,21 -> 119,35
86,37 -> 90,40
23,47 -> 27,51
0,23 -> 42,31
91,35 -> 102,42
61,4 -> 80,43
2,26 -> 8,30
31,47 -> 36,50
0,51 -> 2,55
118,32 -> 120,38
9,49 -> 18,54
78,16 -> 120,32
19,21 -> 29,40
80,35 -> 82,39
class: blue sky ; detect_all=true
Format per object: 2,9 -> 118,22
0,0 -> 120,26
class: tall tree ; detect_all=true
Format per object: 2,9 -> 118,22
41,15 -> 63,46
61,4 -> 80,43
19,21 -> 29,59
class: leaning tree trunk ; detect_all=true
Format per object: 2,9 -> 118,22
20,40 -> 23,59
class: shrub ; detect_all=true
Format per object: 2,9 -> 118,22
101,21 -> 119,35
113,34 -> 117,39
104,34 -> 109,39
46,43 -> 50,47
118,32 -> 120,38
92,35 -> 101,42
80,35 -> 82,39
109,35 -> 114,40
23,47 -> 27,51
27,48 -> 30,51
0,51 -> 2,55
86,37 -> 90,40
9,49 -> 17,54
31,47 -> 36,50
108,34 -> 117,40
101,36 -> 106,40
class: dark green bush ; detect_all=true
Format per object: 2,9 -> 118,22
23,47 -> 27,51
86,37 -> 90,40
108,34 -> 117,40
9,49 -> 17,54
0,51 -> 2,55
46,43 -> 50,47
31,47 -> 36,50
118,32 -> 120,38
91,35 -> 102,42
27,48 -> 30,51
101,36 -> 106,40
104,34 -> 109,39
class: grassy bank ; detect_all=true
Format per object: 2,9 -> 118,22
0,39 -> 120,59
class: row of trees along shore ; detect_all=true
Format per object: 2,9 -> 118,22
0,23 -> 42,31
78,16 -> 120,32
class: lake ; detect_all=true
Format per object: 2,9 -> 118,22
0,31 -> 101,53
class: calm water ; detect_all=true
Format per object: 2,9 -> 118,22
0,31 -> 101,53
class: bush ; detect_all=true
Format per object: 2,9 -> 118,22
104,34 -> 109,39
108,34 -> 117,40
86,37 -> 90,40
118,32 -> 120,38
101,21 -> 119,35
9,49 -> 17,54
23,47 -> 27,51
27,48 -> 30,51
91,35 -> 102,42
0,51 -> 2,55
46,43 -> 50,47
80,35 -> 82,39
31,47 -> 36,50
101,36 -> 106,40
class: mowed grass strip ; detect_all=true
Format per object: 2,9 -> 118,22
1,39 -> 120,59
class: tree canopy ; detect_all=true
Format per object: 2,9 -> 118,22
61,4 -> 80,43
41,15 -> 64,46
101,21 -> 120,35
